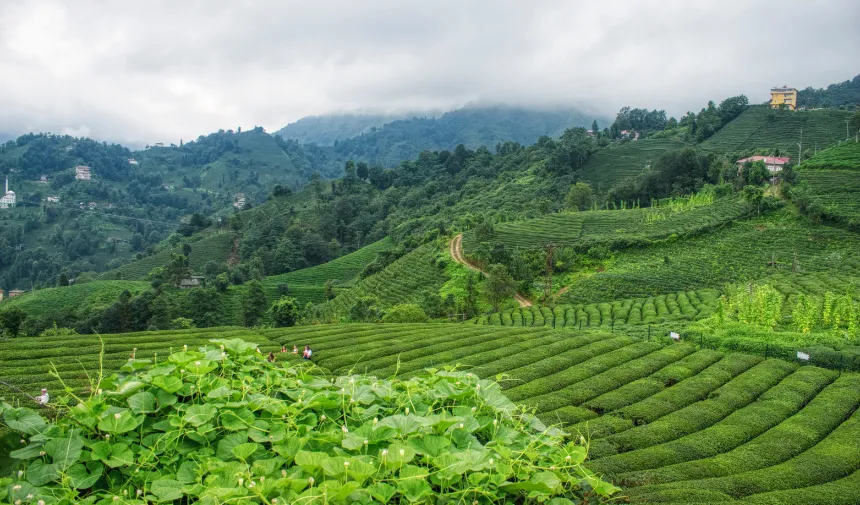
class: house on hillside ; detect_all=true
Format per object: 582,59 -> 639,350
234,193 -> 246,210
736,156 -> 791,173
9,289 -> 25,298
37,175 -> 48,184
128,158 -> 139,165
75,165 -> 92,180
47,196 -> 60,203
770,86 -> 797,110
179,276 -> 206,289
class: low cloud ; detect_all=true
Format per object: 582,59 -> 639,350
0,0 -> 856,146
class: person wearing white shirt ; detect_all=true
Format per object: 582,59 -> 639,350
37,388 -> 49,405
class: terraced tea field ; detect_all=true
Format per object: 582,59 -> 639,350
0,280 -> 150,319
801,140 -> 860,170
557,214 -> 860,305
462,196 -> 749,251
472,289 -> 720,329
701,106 -> 852,155
3,324 -> 860,504
320,244 -> 450,315
579,139 -> 687,193
104,232 -> 236,281
797,169 -> 860,224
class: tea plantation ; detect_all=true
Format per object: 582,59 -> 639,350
578,139 -> 687,193
700,106 -> 853,155
2,324 -> 860,503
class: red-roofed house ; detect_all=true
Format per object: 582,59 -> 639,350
736,156 -> 791,173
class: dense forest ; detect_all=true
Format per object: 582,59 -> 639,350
797,73 -> 860,109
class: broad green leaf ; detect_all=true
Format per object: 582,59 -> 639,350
105,443 -> 135,468
44,434 -> 84,470
397,478 -> 432,503
378,414 -> 429,436
176,461 -> 199,484
151,479 -> 184,502
408,435 -> 450,457
168,351 -> 205,366
3,407 -> 47,435
89,441 -> 111,461
9,443 -> 44,460
155,390 -> 177,410
547,499 -> 576,505
184,404 -> 217,427
531,471 -> 561,492
367,482 -> 396,504
110,380 -> 144,397
215,432 -> 248,460
382,443 -> 415,466
346,458 -> 376,482
206,386 -> 233,399
186,360 -> 217,375
26,460 -> 59,486
127,391 -> 158,414
97,409 -> 141,434
294,450 -> 330,470
151,375 -> 183,393
231,442 -> 261,461
220,408 -> 256,430
321,456 -> 348,478
67,462 -> 103,489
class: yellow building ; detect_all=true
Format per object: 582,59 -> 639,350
770,86 -> 797,110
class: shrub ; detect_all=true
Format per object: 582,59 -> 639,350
270,296 -> 300,328
381,303 -> 429,323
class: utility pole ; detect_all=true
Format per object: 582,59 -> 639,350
847,119 -> 851,141
798,128 -> 802,163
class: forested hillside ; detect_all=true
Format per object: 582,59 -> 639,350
274,113 -> 404,145
797,73 -> 860,109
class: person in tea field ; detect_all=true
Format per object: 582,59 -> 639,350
267,352 -> 276,363
292,345 -> 298,354
303,346 -> 313,360
36,388 -> 49,405
281,346 -> 287,353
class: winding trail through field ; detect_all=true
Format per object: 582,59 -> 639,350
450,234 -> 532,307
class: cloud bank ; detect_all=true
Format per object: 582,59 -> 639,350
0,0 -> 857,146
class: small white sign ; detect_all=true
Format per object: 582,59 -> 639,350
797,351 -> 810,361
670,332 -> 681,341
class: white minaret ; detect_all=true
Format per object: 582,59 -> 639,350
4,177 -> 7,194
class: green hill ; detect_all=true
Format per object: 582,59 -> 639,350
0,280 -> 149,318
800,140 -> 860,170
701,106 -> 853,155
3,324 -> 860,503
579,139 -> 687,194
274,113 -> 404,145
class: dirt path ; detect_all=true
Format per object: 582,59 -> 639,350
450,234 -> 532,308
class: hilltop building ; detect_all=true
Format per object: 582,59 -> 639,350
8,289 -> 25,298
736,156 -> 791,173
37,175 -> 48,184
0,178 -> 16,209
770,86 -> 797,110
75,165 -> 92,180
179,276 -> 206,289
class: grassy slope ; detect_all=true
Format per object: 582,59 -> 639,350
2,324 -> 859,503
701,105 -> 853,155
0,280 -> 150,317
579,139 -> 687,194
801,140 -> 860,170
795,141 -> 860,225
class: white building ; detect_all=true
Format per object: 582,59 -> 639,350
47,196 -> 60,203
0,178 -> 15,209
128,158 -> 139,165
75,165 -> 92,181
233,193 -> 246,210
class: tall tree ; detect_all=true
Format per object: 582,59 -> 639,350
270,296 -> 300,327
242,280 -> 267,327
485,264 -> 517,312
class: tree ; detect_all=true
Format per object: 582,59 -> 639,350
591,120 -> 599,133
464,272 -> 479,319
742,185 -> 765,216
356,161 -> 369,181
213,272 -> 230,292
242,280 -> 267,327
148,294 -> 172,329
0,307 -> 27,338
270,296 -> 300,327
187,288 -> 220,327
566,182 -> 594,211
166,253 -> 191,287
349,296 -> 383,322
485,264 -> 516,312
182,243 -> 193,257
325,280 -> 336,300
58,273 -> 69,287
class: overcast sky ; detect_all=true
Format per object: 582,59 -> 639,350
1,0 -> 857,146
